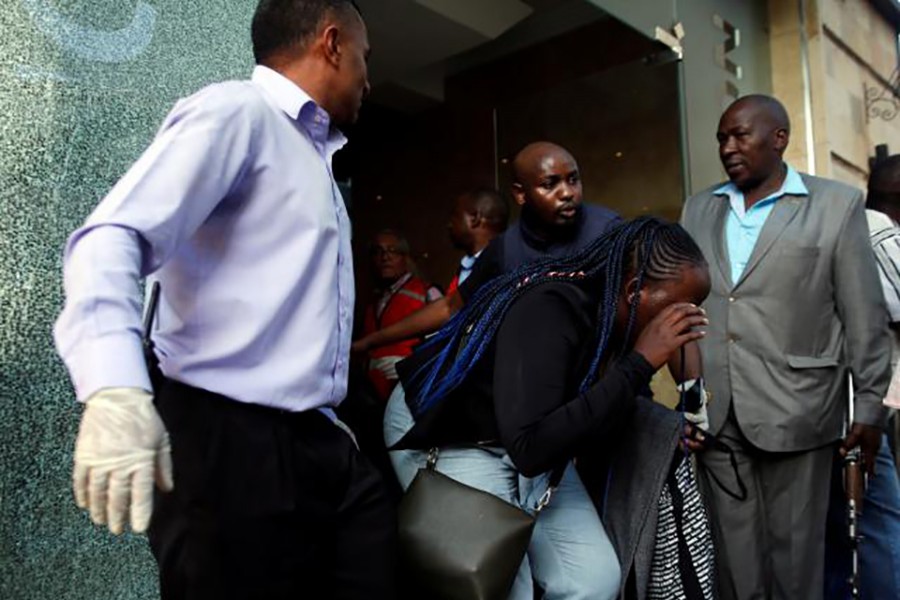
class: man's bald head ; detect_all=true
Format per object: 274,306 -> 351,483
717,94 -> 791,192
510,141 -> 583,232
723,94 -> 791,134
512,142 -> 577,184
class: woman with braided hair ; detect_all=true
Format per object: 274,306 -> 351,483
385,217 -> 713,599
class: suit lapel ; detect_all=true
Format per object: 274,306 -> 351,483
733,194 -> 804,290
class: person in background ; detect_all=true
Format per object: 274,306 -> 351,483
824,153 -> 900,599
53,1 -> 397,597
681,94 -> 890,600
446,187 -> 510,294
352,141 -> 621,355
363,229 -> 441,402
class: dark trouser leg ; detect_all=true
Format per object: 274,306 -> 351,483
148,380 -> 396,600
330,433 -> 398,600
823,450 -> 852,599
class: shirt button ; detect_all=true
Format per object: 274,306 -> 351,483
729,296 -> 736,303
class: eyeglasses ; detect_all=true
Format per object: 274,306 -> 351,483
370,246 -> 406,258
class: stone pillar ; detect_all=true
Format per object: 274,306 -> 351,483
768,0 -> 900,187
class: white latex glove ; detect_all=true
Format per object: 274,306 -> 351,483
73,387 -> 173,535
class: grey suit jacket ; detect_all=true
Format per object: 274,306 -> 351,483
681,173 -> 890,452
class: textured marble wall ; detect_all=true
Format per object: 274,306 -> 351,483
0,2 -> 255,598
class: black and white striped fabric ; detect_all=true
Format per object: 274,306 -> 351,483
648,455 -> 716,600
870,222 -> 900,323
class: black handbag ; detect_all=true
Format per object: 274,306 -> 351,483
397,448 -> 565,600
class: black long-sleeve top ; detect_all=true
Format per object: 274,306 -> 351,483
394,279 -> 656,477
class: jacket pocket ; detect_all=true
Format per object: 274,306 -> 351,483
786,354 -> 839,368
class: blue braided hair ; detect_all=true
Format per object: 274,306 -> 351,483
404,216 -> 707,418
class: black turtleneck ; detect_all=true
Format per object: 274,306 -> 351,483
457,203 -> 621,302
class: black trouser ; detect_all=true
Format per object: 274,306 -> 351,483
147,378 -> 397,600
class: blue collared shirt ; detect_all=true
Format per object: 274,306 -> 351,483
714,164 -> 809,284
54,66 -> 354,412
457,250 -> 482,285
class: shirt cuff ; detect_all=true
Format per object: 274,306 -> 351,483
64,332 -> 153,402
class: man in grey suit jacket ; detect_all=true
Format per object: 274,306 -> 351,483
681,94 -> 890,600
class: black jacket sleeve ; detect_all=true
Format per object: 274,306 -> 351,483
492,283 -> 656,477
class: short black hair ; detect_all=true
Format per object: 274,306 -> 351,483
251,0 -> 362,65
462,188 -> 510,233
867,154 -> 900,212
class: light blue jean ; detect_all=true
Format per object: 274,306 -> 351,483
384,385 -> 621,600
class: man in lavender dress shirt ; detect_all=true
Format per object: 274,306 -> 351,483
53,1 -> 395,597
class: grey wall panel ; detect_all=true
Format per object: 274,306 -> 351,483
678,0 -> 773,193
0,2 -> 255,598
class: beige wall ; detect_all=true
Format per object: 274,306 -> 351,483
769,0 -> 900,189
